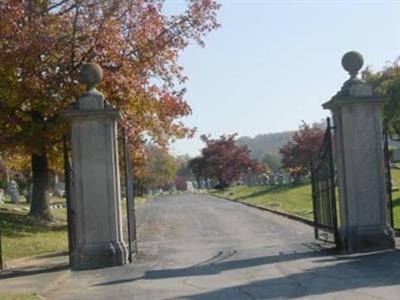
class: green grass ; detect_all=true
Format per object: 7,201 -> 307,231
212,174 -> 400,230
212,183 -> 314,220
389,168 -> 400,229
0,294 -> 43,300
0,196 -> 147,262
135,196 -> 147,207
0,205 -> 68,260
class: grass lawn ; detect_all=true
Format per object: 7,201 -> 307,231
0,203 -> 68,261
212,172 -> 400,230
135,196 -> 147,207
389,168 -> 400,229
211,183 -> 314,220
0,294 -> 43,300
0,196 -> 147,262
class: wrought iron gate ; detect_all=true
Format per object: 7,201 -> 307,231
121,127 -> 137,262
383,129 -> 395,229
310,117 -> 339,247
0,225 -> 3,270
63,135 -> 76,266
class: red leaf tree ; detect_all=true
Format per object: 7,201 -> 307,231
279,122 -> 325,182
189,134 -> 264,189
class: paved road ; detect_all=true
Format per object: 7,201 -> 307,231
45,194 -> 400,300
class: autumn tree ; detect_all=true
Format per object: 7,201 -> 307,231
189,134 -> 263,189
174,155 -> 191,176
139,145 -> 178,192
0,150 -> 31,192
362,58 -> 400,134
279,122 -> 325,182
0,1 -> 220,219
261,152 -> 281,173
188,155 -> 209,187
174,155 -> 192,190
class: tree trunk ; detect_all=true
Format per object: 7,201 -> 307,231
135,180 -> 142,196
29,153 -> 52,220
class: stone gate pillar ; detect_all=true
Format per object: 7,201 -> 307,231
63,63 -> 127,270
323,51 -> 395,253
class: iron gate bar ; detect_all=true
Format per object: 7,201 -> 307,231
0,226 -> 3,270
383,129 -> 395,228
327,121 -> 338,238
63,135 -> 75,266
310,117 -> 339,246
122,127 -> 137,263
311,168 -> 318,239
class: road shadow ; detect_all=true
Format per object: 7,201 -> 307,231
0,263 -> 69,280
94,246 -> 333,286
143,249 -> 327,280
93,248 -> 400,299
167,250 -> 400,300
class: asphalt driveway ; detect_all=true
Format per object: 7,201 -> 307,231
43,194 -> 400,300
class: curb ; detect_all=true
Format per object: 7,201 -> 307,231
42,268 -> 71,295
211,194 -> 400,237
0,261 -> 70,298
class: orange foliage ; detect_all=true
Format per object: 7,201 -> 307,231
0,1 -> 220,173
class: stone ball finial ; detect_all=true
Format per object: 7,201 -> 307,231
80,63 -> 103,90
341,51 -> 364,78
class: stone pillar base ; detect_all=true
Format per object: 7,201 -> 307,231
71,241 -> 128,270
339,225 -> 395,253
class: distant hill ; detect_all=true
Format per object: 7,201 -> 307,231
236,120 -> 330,161
237,131 -> 293,161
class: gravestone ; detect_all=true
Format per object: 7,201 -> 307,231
7,180 -> 19,204
187,181 -> 194,192
323,51 -> 395,252
277,173 -> 284,185
63,63 -> 127,270
270,176 -> 275,186
0,189 -> 4,205
282,174 -> 290,185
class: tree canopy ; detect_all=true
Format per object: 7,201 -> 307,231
0,0 -> 220,219
279,122 -> 325,180
362,58 -> 400,134
189,134 -> 264,188
139,145 -> 178,191
261,152 -> 281,173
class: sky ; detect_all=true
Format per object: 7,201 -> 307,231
166,0 -> 400,157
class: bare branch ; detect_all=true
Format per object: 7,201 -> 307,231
47,0 -> 69,13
